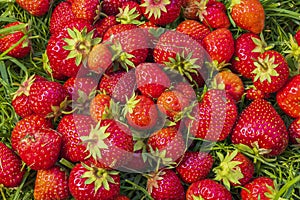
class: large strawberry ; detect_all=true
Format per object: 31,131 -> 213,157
276,74 -> 300,118
72,0 -> 101,23
0,142 -> 25,187
16,0 -> 50,16
186,179 -> 232,200
69,163 -> 120,200
0,22 -> 31,58
231,99 -> 289,156
288,118 -> 300,144
116,1 -> 143,25
241,177 -> 276,200
230,0 -> 265,34
34,166 -> 70,200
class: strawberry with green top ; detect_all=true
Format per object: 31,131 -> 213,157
241,177 -> 276,200
16,0 -> 50,16
288,118 -> 300,144
116,1 -> 143,25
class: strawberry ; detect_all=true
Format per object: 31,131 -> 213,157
0,22 -> 31,58
182,0 -> 218,20
88,43 -> 113,74
102,0 -> 132,16
69,163 -> 120,200
115,195 -> 130,200
203,28 -> 235,63
276,74 -> 300,118
140,0 -> 181,26
89,93 -> 112,122
94,16 -> 118,38
0,142 -> 25,187
241,177 -> 275,200
230,0 -> 265,34
246,87 -> 269,100
176,151 -> 214,184
42,52 -> 68,81
295,30 -> 300,45
16,0 -> 50,16
186,179 -> 232,200
17,128 -> 62,170
147,169 -> 185,200
288,118 -> 300,144
185,89 -> 238,141
231,99 -> 289,156
72,0 -> 101,23
252,50 -> 289,94
213,150 -> 254,190
49,1 -> 75,35
11,114 -> 52,151
116,1 -> 143,25
34,166 -> 70,200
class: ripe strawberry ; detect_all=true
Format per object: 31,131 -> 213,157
288,118 -> 300,144
115,195 -> 130,200
49,1 -> 75,35
116,1 -> 143,24
16,0 -> 50,16
102,0 -> 132,16
213,150 -> 254,189
185,89 -> 238,141
295,30 -> 300,45
241,177 -> 275,200
140,0 -> 181,26
203,28 -> 235,63
176,151 -> 214,184
186,179 -> 232,200
43,52 -> 68,81
276,74 -> 300,118
230,0 -> 265,34
34,166 -> 70,200
176,20 -> 211,45
231,99 -> 289,156
0,142 -> 25,187
89,93 -> 112,122
69,163 -> 120,200
245,86 -> 270,100
72,0 -> 101,23
94,16 -> 118,38
0,22 -> 31,58
11,114 -> 52,151
88,43 -> 113,74
57,114 -> 96,163
147,169 -> 185,200
200,3 -> 230,29
252,50 -> 289,94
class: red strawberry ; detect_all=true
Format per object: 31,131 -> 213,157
89,93 -> 112,122
116,1 -> 143,24
87,43 -> 113,74
241,177 -> 275,200
16,0 -> 50,16
295,30 -> 300,45
34,166 -> 70,200
200,3 -> 231,29
185,89 -> 238,141
176,151 -> 213,184
203,28 -> 235,63
69,163 -> 120,200
94,16 -> 118,38
11,114 -> 52,151
102,0 -> 132,16
276,74 -> 300,118
140,0 -> 182,26
182,0 -> 218,20
17,128 -> 62,170
72,0 -> 101,23
0,22 -> 31,58
186,179 -> 232,200
115,195 -> 130,200
230,0 -> 265,34
0,142 -> 25,187
213,150 -> 254,189
252,50 -> 289,94
49,1 -> 75,35
231,99 -> 289,156
245,87 -> 270,100
147,169 -> 185,200
288,118 -> 300,144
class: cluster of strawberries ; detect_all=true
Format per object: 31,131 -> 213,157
0,0 -> 299,199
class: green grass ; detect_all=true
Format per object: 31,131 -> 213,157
0,0 -> 299,199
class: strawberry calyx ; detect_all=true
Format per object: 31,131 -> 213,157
110,40 -> 135,71
146,170 -> 165,194
252,55 -> 279,83
12,74 -> 35,100
195,0 -> 209,21
63,27 -> 101,67
148,147 -> 177,171
140,0 -> 171,19
213,150 -> 243,190
116,6 -> 142,25
47,97 -> 72,121
228,0 -> 241,11
192,195 -> 205,200
81,162 -> 119,193
284,34 -> 300,62
122,94 -> 141,117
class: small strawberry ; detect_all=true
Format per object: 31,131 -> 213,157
176,151 -> 214,184
69,163 -> 120,200
16,0 -> 50,16
102,0 -> 132,16
72,0 -> 101,23
276,74 -> 300,118
231,99 -> 289,156
147,169 -> 185,200
295,30 -> 300,45
0,142 -> 25,187
241,177 -> 276,200
288,118 -> 300,144
230,0 -> 265,34
34,166 -> 70,200
87,43 -> 113,74
94,16 -> 118,38
0,22 -> 31,58
89,93 -> 112,122
245,86 -> 270,100
186,179 -> 232,200
116,1 -> 143,25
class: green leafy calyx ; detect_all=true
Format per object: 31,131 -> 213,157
140,0 -> 171,19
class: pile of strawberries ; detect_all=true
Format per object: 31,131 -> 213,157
0,0 -> 299,199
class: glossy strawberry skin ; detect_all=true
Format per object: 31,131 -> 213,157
186,179 -> 232,200
203,5 -> 230,29
16,0 -> 50,16
0,22 -> 31,58
102,0 -> 132,16
34,166 -> 70,200
241,177 -> 274,200
245,87 -> 270,100
89,93 -> 111,122
276,74 -> 300,118
231,99 -> 289,156
88,43 -> 113,74
176,151 -> 214,184
72,0 -> 100,23
231,152 -> 254,186
94,16 -> 118,38
0,142 -> 25,187
69,163 -> 120,200
288,118 -> 300,144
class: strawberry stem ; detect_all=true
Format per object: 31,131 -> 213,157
125,179 -> 154,200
